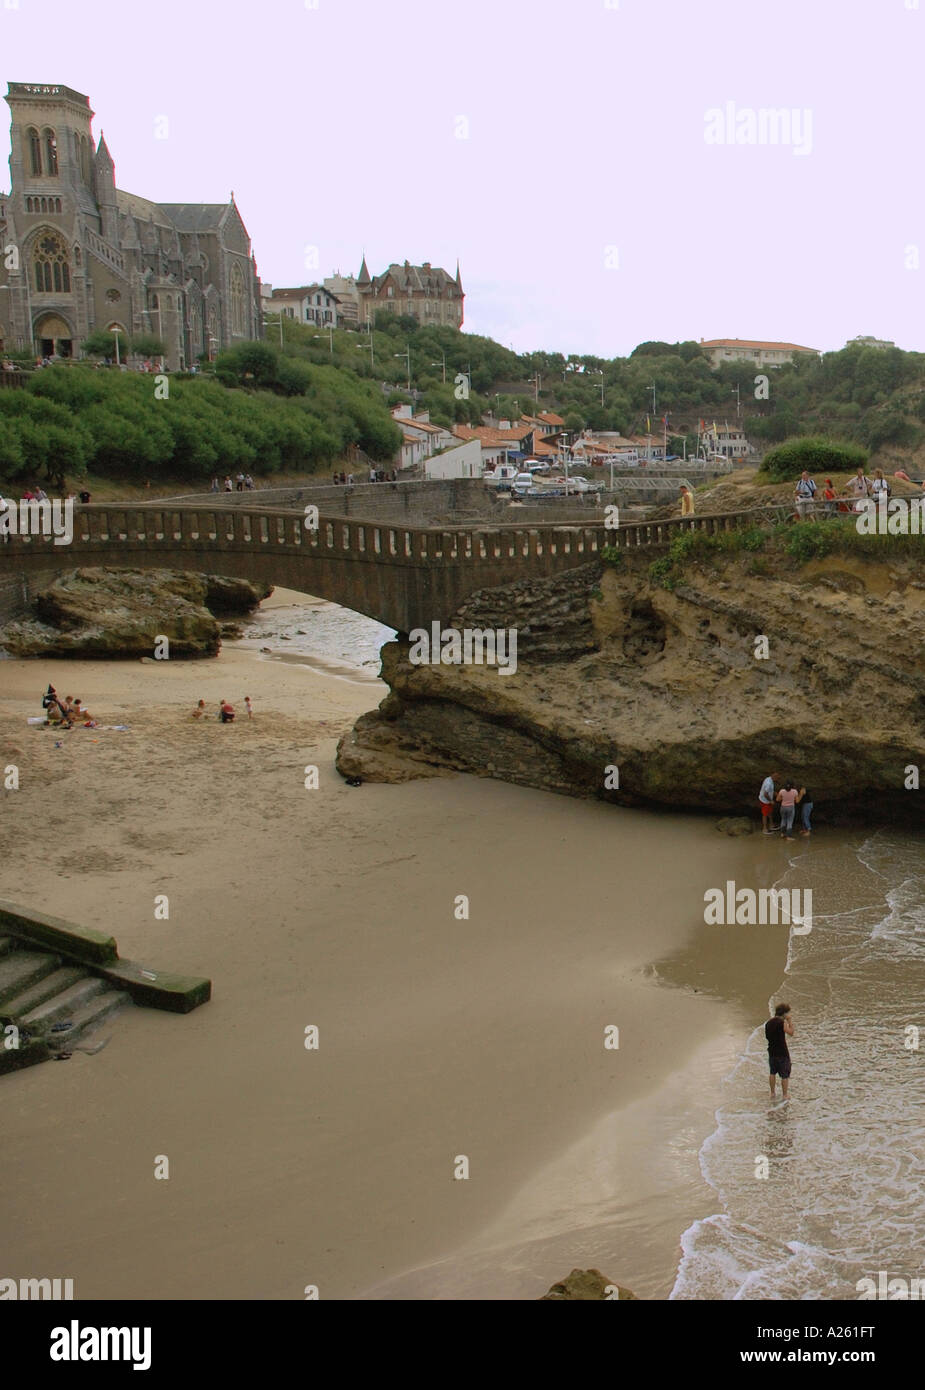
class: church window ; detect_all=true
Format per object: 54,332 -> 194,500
26,127 -> 41,176
42,129 -> 58,177
74,245 -> 81,267
33,231 -> 71,292
230,262 -> 246,336
106,288 -> 121,302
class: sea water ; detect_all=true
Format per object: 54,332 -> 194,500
671,833 -> 925,1300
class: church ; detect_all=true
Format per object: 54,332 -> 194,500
0,82 -> 262,368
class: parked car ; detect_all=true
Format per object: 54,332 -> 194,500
511,472 -> 537,497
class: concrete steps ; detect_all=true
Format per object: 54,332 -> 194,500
0,949 -> 63,1006
0,940 -> 131,1070
1,965 -> 89,1017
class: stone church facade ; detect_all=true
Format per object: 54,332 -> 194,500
0,82 -> 262,369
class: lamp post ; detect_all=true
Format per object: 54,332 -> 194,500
430,352 -> 446,383
112,325 -> 123,368
267,312 -> 284,348
313,326 -> 334,356
394,343 -> 411,393
0,284 -> 10,354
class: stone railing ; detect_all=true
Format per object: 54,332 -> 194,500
1,502 -> 785,562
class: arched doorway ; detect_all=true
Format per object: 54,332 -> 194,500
33,312 -> 74,360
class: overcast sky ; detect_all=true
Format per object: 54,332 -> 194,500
4,0 -> 923,358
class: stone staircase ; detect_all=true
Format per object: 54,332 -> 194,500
0,934 -> 130,1062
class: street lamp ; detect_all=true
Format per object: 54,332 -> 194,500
267,312 -> 284,347
430,352 -> 447,383
111,325 -> 123,368
313,326 -> 334,356
394,343 -> 411,393
0,284 -> 10,353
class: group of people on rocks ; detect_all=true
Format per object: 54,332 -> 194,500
793,465 -> 924,519
192,697 -> 253,724
758,772 -> 813,839
41,686 -> 97,729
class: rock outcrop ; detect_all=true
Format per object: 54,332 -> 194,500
337,546 -> 925,823
540,1268 -> 639,1300
0,568 -> 270,659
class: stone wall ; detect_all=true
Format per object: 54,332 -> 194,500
161,479 -> 504,526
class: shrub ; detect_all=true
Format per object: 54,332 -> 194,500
759,436 -> 868,483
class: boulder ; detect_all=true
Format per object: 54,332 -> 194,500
337,547 -> 925,825
0,567 -> 267,659
715,817 -> 754,836
540,1268 -> 639,1300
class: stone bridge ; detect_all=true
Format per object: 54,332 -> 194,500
0,502 -> 785,632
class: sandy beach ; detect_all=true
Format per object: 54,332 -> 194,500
0,591 -> 791,1300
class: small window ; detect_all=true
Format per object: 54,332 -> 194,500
43,128 -> 58,177
27,127 -> 41,176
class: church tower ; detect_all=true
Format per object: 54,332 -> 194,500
93,132 -> 119,243
2,83 -> 98,356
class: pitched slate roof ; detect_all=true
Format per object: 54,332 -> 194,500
157,203 -> 228,232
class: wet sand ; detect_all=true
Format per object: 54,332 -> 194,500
0,604 -> 789,1300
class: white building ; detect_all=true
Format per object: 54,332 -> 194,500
423,438 -> 482,480
846,335 -> 896,351
391,404 -> 456,454
699,338 -> 819,369
265,284 -> 340,327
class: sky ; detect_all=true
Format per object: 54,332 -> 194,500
3,0 -> 924,358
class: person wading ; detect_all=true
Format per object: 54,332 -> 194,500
765,1003 -> 794,1101
759,770 -> 781,834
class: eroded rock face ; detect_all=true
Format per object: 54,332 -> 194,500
540,1268 -> 639,1300
337,551 -> 925,822
0,568 -> 269,659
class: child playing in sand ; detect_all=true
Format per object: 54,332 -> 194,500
192,700 -> 207,720
220,699 -> 235,724
244,697 -> 253,719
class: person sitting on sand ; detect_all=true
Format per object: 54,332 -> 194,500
220,699 -> 235,724
67,698 -> 95,726
42,685 -> 67,722
192,700 -> 207,720
776,781 -> 799,840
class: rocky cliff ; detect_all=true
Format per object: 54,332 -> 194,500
0,568 -> 270,659
336,545 -> 925,824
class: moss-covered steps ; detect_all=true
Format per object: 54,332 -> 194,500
0,901 -> 211,1076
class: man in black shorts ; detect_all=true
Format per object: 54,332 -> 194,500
765,1002 -> 794,1100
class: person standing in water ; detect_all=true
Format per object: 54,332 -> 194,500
765,1003 -> 794,1101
